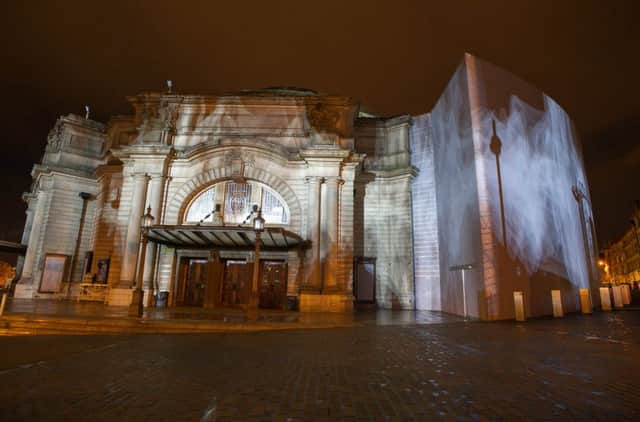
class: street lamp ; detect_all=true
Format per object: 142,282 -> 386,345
247,208 -> 265,321
128,206 -> 154,317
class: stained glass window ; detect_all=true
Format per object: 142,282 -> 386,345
185,186 -> 216,223
224,182 -> 253,224
184,182 -> 289,225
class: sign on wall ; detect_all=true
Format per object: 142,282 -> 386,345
39,254 -> 69,293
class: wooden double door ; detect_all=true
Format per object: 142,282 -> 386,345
176,257 -> 287,309
258,261 -> 288,309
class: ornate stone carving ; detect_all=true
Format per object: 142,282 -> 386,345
223,150 -> 255,183
160,103 -> 179,131
307,103 -> 340,133
46,120 -> 64,151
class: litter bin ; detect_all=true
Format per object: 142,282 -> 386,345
286,295 -> 298,311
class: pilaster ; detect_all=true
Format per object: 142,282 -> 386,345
322,176 -> 342,292
120,173 -> 149,286
302,176 -> 322,292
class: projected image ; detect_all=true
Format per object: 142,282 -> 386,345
417,54 -> 598,319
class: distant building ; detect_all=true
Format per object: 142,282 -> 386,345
13,55 -> 600,319
602,203 -> 640,285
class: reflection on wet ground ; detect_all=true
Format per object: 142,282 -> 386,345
1,309 -> 639,419
4,299 -> 466,326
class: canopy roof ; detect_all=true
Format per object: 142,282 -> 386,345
0,240 -> 27,255
145,225 -> 308,251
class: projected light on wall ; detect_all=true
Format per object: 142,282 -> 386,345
412,54 -> 598,319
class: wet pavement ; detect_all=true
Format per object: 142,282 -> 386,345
3,298 -> 464,326
1,309 -> 639,420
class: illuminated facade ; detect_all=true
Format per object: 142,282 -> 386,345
14,55 -> 599,319
602,204 -> 640,285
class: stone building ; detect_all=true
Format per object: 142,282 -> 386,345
13,55 -> 600,319
602,203 -> 640,285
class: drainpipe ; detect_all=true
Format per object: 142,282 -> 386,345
66,192 -> 92,299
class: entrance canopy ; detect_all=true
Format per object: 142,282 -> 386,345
145,225 -> 309,251
0,240 -> 27,255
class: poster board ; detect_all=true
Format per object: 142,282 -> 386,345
95,258 -> 110,284
39,254 -> 69,293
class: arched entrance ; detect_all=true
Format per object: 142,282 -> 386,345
142,178 -> 308,311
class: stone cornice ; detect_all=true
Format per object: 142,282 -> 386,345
355,114 -> 412,129
111,144 -> 174,159
31,163 -> 96,180
299,147 -> 351,160
368,166 -> 418,180
174,141 -> 293,166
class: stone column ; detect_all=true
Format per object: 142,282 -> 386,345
143,175 -> 165,302
121,174 -> 149,286
303,176 -> 322,291
323,176 -> 342,292
18,194 -> 47,286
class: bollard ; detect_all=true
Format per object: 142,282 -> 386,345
0,292 -> 7,317
514,291 -> 526,322
579,288 -> 592,314
551,290 -> 563,318
621,285 -> 631,305
612,286 -> 624,308
600,287 -> 612,311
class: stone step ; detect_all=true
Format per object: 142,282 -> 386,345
0,314 -> 356,335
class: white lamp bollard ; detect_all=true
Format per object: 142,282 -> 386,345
514,291 -> 526,322
600,287 -> 612,311
579,288 -> 593,314
551,290 -> 563,318
612,286 -> 624,309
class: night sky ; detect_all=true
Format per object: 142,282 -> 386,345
1,1 -> 638,251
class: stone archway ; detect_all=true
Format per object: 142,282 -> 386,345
164,165 -> 303,234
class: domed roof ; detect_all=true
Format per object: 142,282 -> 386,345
236,87 -> 319,96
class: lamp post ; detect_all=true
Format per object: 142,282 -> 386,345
128,206 -> 154,317
66,192 -> 92,299
247,208 -> 265,321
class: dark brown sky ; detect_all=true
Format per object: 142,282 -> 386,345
1,0 -> 639,248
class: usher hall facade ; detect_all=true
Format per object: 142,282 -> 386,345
13,55 -> 601,319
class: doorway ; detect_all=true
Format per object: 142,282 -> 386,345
260,261 -> 287,309
354,257 -> 376,304
222,260 -> 250,306
176,258 -> 208,306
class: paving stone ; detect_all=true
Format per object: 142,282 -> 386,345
0,311 -> 639,419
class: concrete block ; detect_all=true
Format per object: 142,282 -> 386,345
599,287 -> 612,311
513,291 -> 525,322
579,288 -> 592,314
612,286 -> 624,308
551,290 -> 563,317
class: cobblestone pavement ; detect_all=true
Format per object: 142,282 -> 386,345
1,311 -> 639,421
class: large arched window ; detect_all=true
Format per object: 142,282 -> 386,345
184,181 -> 289,225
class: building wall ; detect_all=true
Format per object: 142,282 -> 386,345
430,63 -> 485,318
428,54 -> 599,319
355,117 -> 415,309
16,70 -> 597,318
410,114 -> 441,311
15,114 -> 106,299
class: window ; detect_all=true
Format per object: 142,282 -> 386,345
184,181 -> 289,225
